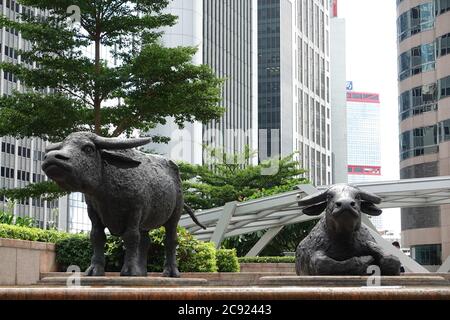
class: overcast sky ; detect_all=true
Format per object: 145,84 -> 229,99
338,0 -> 401,235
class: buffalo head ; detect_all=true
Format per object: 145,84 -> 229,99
298,184 -> 382,235
42,132 -> 151,193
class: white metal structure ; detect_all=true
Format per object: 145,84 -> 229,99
179,176 -> 450,273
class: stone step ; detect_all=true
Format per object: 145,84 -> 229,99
38,273 -> 450,288
258,275 -> 450,287
40,272 -> 297,286
39,276 -> 208,287
3,286 -> 450,300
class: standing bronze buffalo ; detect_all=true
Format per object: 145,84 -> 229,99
296,184 -> 401,276
42,132 -> 205,277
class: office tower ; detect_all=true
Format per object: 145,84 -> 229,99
346,91 -> 382,183
147,0 -> 258,165
0,1 -> 89,232
0,1 -> 60,229
258,0 -> 332,186
346,91 -> 383,230
330,0 -> 348,184
397,0 -> 450,269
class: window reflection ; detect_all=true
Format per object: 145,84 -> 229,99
399,42 -> 435,80
397,3 -> 434,42
399,83 -> 437,120
435,0 -> 450,15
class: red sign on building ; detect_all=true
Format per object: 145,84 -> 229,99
348,165 -> 381,176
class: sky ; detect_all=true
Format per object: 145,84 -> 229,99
338,0 -> 401,235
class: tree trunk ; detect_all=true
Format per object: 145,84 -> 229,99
94,15 -> 101,135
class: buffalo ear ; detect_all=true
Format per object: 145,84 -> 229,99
101,150 -> 141,168
302,202 -> 327,216
361,201 -> 382,216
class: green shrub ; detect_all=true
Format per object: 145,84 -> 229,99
0,222 -> 222,273
55,235 -> 92,271
0,212 -> 36,228
216,249 -> 240,272
0,212 -> 14,225
238,256 -> 295,264
0,223 -> 69,243
55,227 -> 219,273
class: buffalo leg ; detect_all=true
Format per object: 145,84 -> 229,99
312,251 -> 375,275
137,231 -> 150,276
121,227 -> 145,276
163,213 -> 180,278
86,206 -> 106,276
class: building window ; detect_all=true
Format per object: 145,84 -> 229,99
400,124 -> 439,160
398,42 -> 435,81
438,75 -> 450,99
439,119 -> 450,141
399,83 -> 437,120
436,33 -> 450,57
397,3 -> 434,43
411,244 -> 442,265
435,0 -> 450,15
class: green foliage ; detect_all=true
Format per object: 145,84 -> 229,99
179,148 -> 314,257
0,212 -> 14,225
0,0 -> 223,140
222,220 -> 318,257
238,256 -> 296,264
55,234 -> 93,271
179,149 -> 308,210
0,181 -> 67,202
260,220 -> 319,256
0,223 -> 69,243
216,249 -> 240,272
14,216 -> 36,228
0,0 -> 224,200
56,227 -> 219,273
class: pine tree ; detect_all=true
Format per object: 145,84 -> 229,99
0,0 -> 224,200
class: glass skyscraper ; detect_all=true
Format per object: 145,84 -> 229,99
346,91 -> 383,231
258,0 -> 332,186
146,0 -> 258,165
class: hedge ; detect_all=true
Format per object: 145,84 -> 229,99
0,223 -> 240,273
238,256 -> 295,264
0,223 -> 70,243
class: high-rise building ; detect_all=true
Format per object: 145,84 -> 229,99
0,2 -> 60,229
0,1 -> 89,233
330,0 -> 348,184
397,0 -> 450,270
258,0 -> 332,186
146,0 -> 258,165
346,91 -> 383,230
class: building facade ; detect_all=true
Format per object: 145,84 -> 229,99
258,0 -> 332,186
397,0 -> 450,269
329,1 -> 348,184
147,0 -> 258,165
346,91 -> 383,230
0,1 -> 60,229
0,1 -> 89,233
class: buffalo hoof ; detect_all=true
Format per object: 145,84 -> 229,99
85,263 -> 105,276
120,263 -> 147,277
163,265 -> 180,278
